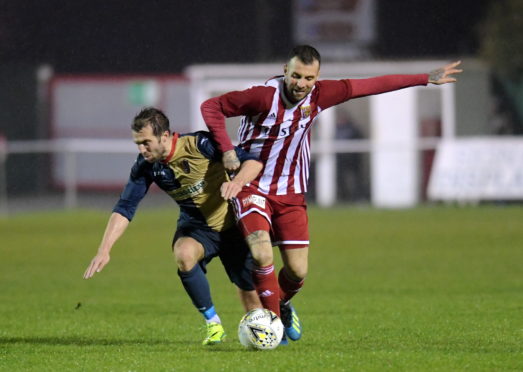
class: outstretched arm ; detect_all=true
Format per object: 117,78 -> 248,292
319,61 -> 463,107
220,160 -> 263,200
428,61 -> 462,85
83,212 -> 130,279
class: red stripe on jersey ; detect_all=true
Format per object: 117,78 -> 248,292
251,99 -> 286,191
287,111 -> 317,194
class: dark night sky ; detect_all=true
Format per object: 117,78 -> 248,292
1,0 -> 493,73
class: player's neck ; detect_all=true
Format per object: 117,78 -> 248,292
163,138 -> 172,159
281,84 -> 300,108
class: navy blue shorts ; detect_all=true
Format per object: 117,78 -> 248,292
173,224 -> 254,291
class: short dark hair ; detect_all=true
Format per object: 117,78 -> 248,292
288,45 -> 321,65
132,107 -> 170,138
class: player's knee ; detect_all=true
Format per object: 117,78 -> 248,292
173,237 -> 204,271
174,253 -> 197,271
173,245 -> 199,271
251,249 -> 274,267
246,230 -> 273,266
285,264 -> 308,281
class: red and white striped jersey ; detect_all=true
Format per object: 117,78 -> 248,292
237,77 -> 321,195
201,73 -> 428,196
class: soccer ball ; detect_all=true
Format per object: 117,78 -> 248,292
238,308 -> 284,350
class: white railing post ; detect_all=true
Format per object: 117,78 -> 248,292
441,83 -> 456,139
315,108 -> 336,207
63,148 -> 78,209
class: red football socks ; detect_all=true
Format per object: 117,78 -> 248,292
252,264 -> 281,317
278,268 -> 304,303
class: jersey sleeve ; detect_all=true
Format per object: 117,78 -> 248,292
235,146 -> 258,162
347,74 -> 429,98
200,86 -> 274,153
112,155 -> 153,221
315,79 -> 353,109
195,131 -> 221,161
316,74 -> 429,109
196,130 -> 259,163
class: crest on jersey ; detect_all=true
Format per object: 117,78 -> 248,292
300,105 -> 311,119
181,159 -> 191,173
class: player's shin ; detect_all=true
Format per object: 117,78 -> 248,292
178,265 -> 220,323
278,267 -> 304,341
178,265 -> 226,345
278,267 -> 304,303
252,264 -> 281,317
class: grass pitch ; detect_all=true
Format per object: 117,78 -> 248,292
1,206 -> 522,371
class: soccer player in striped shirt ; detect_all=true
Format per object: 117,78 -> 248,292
201,45 -> 462,343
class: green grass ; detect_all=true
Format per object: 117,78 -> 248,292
1,206 -> 522,371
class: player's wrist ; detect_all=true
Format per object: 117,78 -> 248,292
97,247 -> 111,255
232,178 -> 246,188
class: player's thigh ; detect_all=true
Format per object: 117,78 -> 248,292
271,203 -> 309,248
234,187 -> 273,237
238,212 -> 274,266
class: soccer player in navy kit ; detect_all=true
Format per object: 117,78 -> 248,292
201,45 -> 462,343
84,107 -> 263,345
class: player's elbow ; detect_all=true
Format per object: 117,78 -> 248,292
247,159 -> 263,174
200,97 -> 221,116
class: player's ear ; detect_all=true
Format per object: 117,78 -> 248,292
283,64 -> 288,75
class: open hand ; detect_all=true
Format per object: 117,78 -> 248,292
221,180 -> 243,200
429,61 -> 463,85
83,253 -> 110,279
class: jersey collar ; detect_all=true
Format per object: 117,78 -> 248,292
162,132 -> 179,163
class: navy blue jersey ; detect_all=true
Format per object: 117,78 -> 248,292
113,131 -> 257,231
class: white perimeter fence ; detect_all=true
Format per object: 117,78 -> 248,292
2,136 -> 523,216
0,139 -> 134,215
0,137 -> 442,214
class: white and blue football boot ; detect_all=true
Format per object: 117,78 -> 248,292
280,301 -> 302,341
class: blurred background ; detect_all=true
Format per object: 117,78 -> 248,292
1,0 -> 522,215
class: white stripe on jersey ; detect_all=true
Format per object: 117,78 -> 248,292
237,116 -> 252,144
293,158 -> 302,194
299,125 -> 312,193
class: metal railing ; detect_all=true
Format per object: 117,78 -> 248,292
0,137 -> 444,216
1,139 -> 135,214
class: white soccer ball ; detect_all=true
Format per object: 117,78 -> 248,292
238,308 -> 284,350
